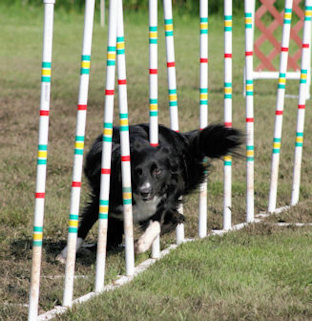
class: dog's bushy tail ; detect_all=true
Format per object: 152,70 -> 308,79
189,124 -> 243,159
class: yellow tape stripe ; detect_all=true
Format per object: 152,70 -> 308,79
296,137 -> 303,143
99,206 -> 109,213
81,61 -> 90,68
69,220 -> 78,227
150,104 -> 158,110
41,69 -> 51,76
224,155 -> 232,161
149,32 -> 158,38
117,42 -> 124,49
123,193 -> 132,199
224,21 -> 232,27
224,88 -> 232,94
75,142 -> 84,149
273,143 -> 281,148
200,93 -> 208,99
103,128 -> 113,136
33,233 -> 43,240
120,119 -> 128,126
169,94 -> 177,101
107,53 -> 116,60
165,25 -> 173,31
38,151 -> 47,158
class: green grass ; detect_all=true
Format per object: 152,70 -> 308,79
1,4 -> 312,321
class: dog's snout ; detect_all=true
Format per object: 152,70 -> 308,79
139,183 -> 152,199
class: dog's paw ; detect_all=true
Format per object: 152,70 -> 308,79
134,239 -> 150,254
55,253 -> 66,264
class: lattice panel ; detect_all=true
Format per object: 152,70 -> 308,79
255,0 -> 304,71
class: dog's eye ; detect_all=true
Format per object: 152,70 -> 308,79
135,168 -> 143,176
153,168 -> 162,177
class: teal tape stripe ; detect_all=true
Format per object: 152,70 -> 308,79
295,143 -> 303,147
165,31 -> 174,36
149,39 -> 157,44
168,89 -> 177,94
300,79 -> 307,84
200,100 -> 208,105
123,199 -> 132,205
99,213 -> 108,219
76,135 -> 84,141
245,13 -> 252,18
34,226 -> 43,232
279,73 -> 286,78
33,240 -> 42,246
224,27 -> 232,31
100,200 -> 109,205
224,15 -> 232,20
107,46 -> 116,52
278,84 -> 286,89
200,29 -> 208,34
120,125 -> 129,131
224,161 -> 232,166
38,144 -> 47,151
169,101 -> 178,107
117,36 -> 124,42
123,187 -> 132,193
164,18 -> 173,24
150,111 -> 158,116
68,227 -> 78,233
301,69 -> 308,74
117,49 -> 125,55
103,136 -> 112,142
296,132 -> 304,137
200,88 -> 208,93
120,113 -> 128,119
74,149 -> 83,155
149,26 -> 157,31
246,92 -> 253,96
246,145 -> 254,150
150,98 -> 158,104
37,159 -> 47,165
69,214 -> 79,220
104,122 -> 113,129
81,68 -> 90,75
224,82 -> 232,87
274,138 -> 281,142
200,17 -> 208,22
107,60 -> 115,66
41,76 -> 51,82
224,94 -> 232,99
42,62 -> 51,68
81,55 -> 90,61
246,80 -> 253,85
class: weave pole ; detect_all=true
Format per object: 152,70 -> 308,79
198,0 -> 208,238
94,0 -> 117,293
223,0 -> 233,230
268,0 -> 294,213
116,0 -> 135,276
163,0 -> 185,249
28,1 -> 55,320
149,0 -> 159,148
62,0 -> 95,307
291,0 -> 312,205
244,0 -> 255,223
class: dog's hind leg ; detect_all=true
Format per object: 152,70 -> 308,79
134,220 -> 161,254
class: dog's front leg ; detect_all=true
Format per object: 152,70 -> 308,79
135,220 -> 161,254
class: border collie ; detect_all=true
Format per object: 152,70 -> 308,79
57,123 -> 242,262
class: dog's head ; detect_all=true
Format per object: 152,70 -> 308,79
131,141 -> 176,203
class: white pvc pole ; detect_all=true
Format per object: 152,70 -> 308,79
244,0 -> 255,223
94,0 -> 117,293
268,0 -> 294,213
291,1 -> 312,205
198,0 -> 208,238
149,0 -> 158,148
223,0 -> 232,230
28,1 -> 55,320
62,0 -> 95,307
163,0 -> 184,250
116,0 -> 135,276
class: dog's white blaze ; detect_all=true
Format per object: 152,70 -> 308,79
135,220 -> 161,254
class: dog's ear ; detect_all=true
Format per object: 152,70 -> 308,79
158,145 -> 179,174
132,138 -> 150,151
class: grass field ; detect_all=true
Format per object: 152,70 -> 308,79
1,3 -> 312,321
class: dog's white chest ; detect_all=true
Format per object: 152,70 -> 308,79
132,195 -> 161,223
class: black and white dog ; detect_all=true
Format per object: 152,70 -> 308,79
57,123 -> 242,262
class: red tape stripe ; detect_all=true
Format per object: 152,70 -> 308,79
121,155 -> 131,162
149,69 -> 158,74
281,47 -> 288,52
224,53 -> 232,58
200,58 -> 208,63
105,89 -> 114,95
245,51 -> 253,56
246,118 -> 254,122
224,122 -> 232,128
77,104 -> 87,110
167,62 -> 175,68
118,79 -> 127,85
72,181 -> 81,187
101,168 -> 111,174
35,193 -> 45,199
302,43 -> 309,48
298,105 -> 305,109
276,110 -> 283,115
40,110 -> 49,116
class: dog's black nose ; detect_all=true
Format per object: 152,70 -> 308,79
139,184 -> 152,200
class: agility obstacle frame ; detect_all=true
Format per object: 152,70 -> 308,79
28,0 -> 312,320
